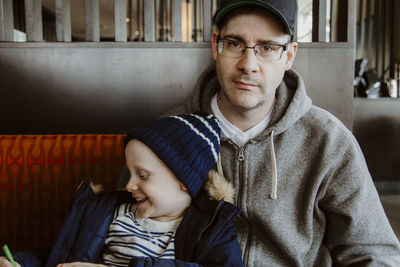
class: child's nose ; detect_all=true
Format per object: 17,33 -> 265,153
126,178 -> 139,191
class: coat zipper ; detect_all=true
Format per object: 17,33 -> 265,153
196,200 -> 237,261
197,200 -> 224,242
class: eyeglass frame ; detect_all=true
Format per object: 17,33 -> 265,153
216,36 -> 289,61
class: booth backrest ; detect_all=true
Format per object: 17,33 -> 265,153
0,134 -> 125,249
0,42 -> 354,134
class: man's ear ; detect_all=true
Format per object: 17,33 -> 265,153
212,32 -> 219,61
285,41 -> 298,70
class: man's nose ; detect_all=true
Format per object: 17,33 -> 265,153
237,48 -> 260,74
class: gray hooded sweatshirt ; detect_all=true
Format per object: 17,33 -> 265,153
167,66 -> 400,266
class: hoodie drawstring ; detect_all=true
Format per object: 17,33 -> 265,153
217,153 -> 224,176
269,130 -> 278,199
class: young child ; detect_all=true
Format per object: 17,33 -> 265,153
1,113 -> 243,267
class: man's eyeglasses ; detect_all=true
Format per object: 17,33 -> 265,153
217,36 -> 288,62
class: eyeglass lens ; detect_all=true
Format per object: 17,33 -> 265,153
219,39 -> 285,61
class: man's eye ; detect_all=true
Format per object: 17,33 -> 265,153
259,45 -> 274,53
226,40 -> 241,48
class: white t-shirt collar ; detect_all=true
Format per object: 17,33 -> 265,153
210,93 -> 274,147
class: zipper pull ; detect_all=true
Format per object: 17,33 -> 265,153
238,148 -> 244,161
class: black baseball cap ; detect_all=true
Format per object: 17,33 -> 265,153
214,0 -> 298,41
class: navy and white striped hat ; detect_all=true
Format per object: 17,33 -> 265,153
124,113 -> 221,197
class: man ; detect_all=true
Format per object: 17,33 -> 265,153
121,0 -> 400,265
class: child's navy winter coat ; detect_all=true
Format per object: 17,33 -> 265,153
13,181 -> 243,266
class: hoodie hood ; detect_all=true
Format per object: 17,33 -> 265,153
183,65 -> 312,140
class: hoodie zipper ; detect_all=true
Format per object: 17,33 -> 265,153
236,146 -> 245,208
236,146 -> 251,264
238,148 -> 244,161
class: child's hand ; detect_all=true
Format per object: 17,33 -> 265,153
0,256 -> 21,267
57,262 -> 107,267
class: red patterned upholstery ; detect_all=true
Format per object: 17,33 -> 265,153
0,135 -> 125,251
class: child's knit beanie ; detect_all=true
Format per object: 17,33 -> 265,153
123,113 -> 221,197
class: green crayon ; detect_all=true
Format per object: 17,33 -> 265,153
2,245 -> 16,267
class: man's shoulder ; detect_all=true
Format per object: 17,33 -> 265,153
293,104 -> 358,155
304,105 -> 352,135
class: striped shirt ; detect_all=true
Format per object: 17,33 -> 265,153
102,203 -> 182,266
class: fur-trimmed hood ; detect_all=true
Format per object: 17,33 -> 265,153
204,170 -> 234,203
86,170 -> 235,203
